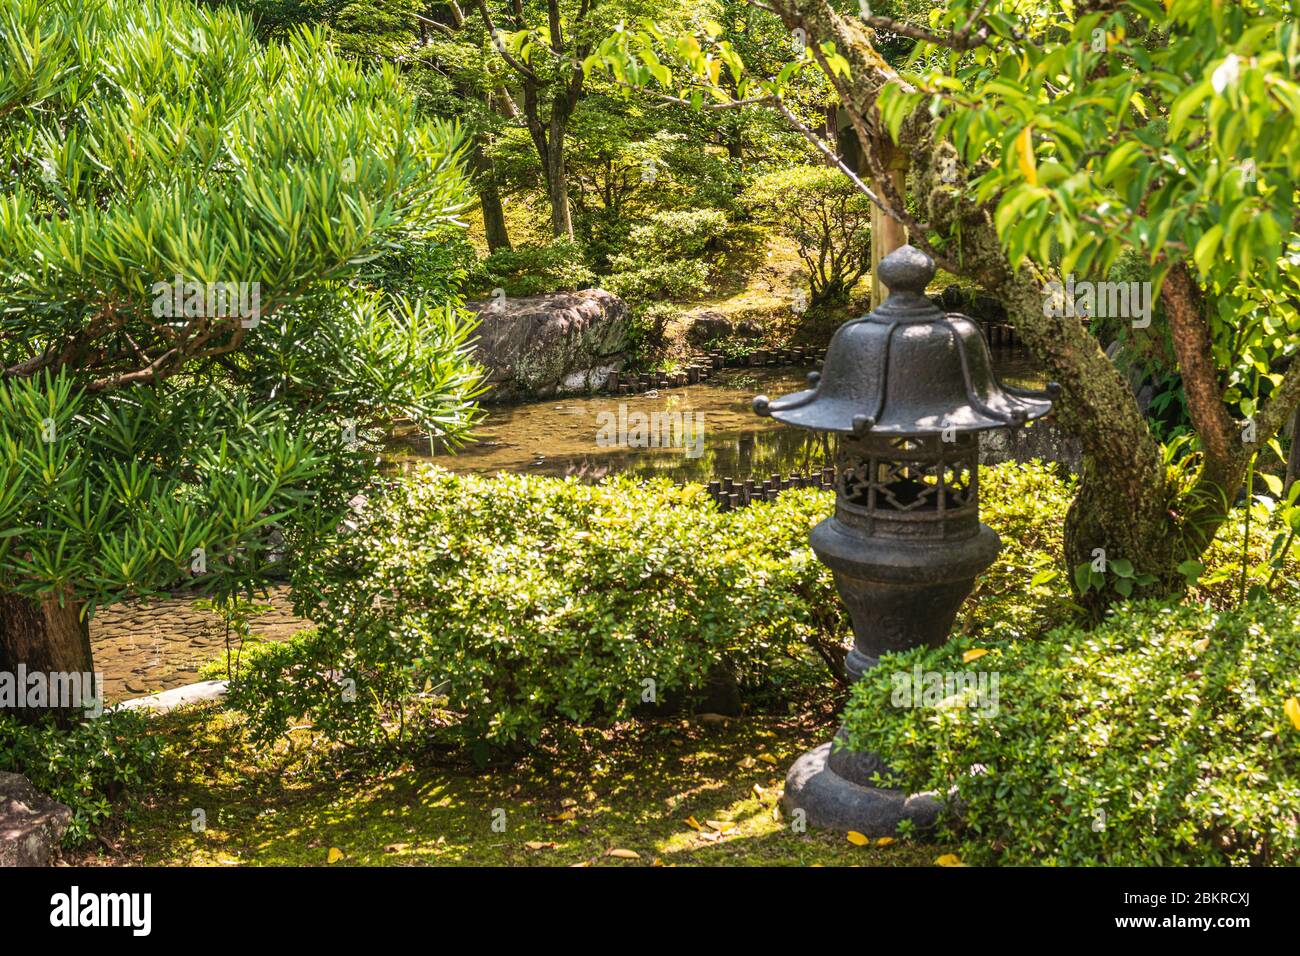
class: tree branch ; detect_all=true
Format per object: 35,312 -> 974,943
1162,261 -> 1241,471
474,0 -> 542,82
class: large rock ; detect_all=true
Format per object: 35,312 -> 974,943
0,772 -> 72,866
685,311 -> 763,346
468,289 -> 629,400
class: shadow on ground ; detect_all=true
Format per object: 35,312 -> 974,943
78,698 -> 952,867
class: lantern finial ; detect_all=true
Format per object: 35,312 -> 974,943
875,244 -> 935,296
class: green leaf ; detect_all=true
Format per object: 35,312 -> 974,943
1193,225 -> 1223,276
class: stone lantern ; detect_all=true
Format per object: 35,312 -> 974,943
753,244 -> 1056,834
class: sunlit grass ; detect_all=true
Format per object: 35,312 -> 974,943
90,698 -> 952,867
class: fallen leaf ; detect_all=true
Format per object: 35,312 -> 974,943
652,858 -> 664,867
327,847 -> 345,864
752,783 -> 767,797
846,831 -> 869,846
705,820 -> 736,834
569,860 -> 591,868
606,848 -> 640,859
1192,637 -> 1211,655
876,837 -> 895,847
559,797 -> 578,808
737,756 -> 757,769
935,854 -> 965,867
962,648 -> 989,664
383,843 -> 409,854
757,753 -> 778,766
524,841 -> 558,851
684,816 -> 704,832
550,810 -> 577,822
698,829 -> 722,842
1285,697 -> 1300,731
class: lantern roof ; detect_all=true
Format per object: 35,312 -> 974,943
753,245 -> 1057,436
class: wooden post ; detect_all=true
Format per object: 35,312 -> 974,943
870,142 -> 909,310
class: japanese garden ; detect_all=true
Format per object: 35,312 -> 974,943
1,0 -> 1298,884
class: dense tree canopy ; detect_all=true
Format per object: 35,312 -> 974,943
588,0 -> 1300,608
0,0 -> 482,688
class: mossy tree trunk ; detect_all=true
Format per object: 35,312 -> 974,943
470,135 -> 512,252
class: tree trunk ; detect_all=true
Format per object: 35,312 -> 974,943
726,122 -> 744,161
0,590 -> 96,725
470,136 -> 511,252
545,125 -> 574,239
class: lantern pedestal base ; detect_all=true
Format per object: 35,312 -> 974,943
782,742 -> 942,836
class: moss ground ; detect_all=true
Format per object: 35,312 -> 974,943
75,691 -> 954,867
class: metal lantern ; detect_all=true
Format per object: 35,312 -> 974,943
754,244 -> 1057,834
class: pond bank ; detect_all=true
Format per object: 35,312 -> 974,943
392,349 -> 1061,485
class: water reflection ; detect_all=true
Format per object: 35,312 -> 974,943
393,350 -> 1050,484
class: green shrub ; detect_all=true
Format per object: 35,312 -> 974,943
839,599 -> 1300,864
625,301 -> 681,354
0,710 -> 161,845
605,259 -> 712,302
957,460 -> 1078,640
604,208 -> 729,301
220,460 -> 1116,756
466,239 -> 595,298
742,166 -> 872,309
228,468 -> 842,756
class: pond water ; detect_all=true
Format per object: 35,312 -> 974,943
92,347 -> 1052,702
392,348 -> 1050,484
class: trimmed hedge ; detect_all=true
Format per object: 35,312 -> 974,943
228,468 -> 839,753
224,459 -> 1297,775
840,600 -> 1300,865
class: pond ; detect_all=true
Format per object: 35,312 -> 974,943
392,348 -> 1053,484
92,348 -> 1057,703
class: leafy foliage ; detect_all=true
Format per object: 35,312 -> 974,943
604,208 -> 730,300
226,467 -> 843,755
0,710 -> 160,844
891,0 -> 1300,431
465,240 -> 596,297
743,166 -> 872,309
840,600 -> 1300,865
0,0 -> 483,615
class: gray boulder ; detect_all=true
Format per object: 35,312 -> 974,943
467,289 -> 629,401
685,311 -> 763,346
0,772 -> 72,866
